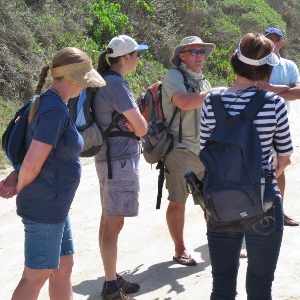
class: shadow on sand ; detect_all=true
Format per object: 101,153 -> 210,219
73,244 -> 210,299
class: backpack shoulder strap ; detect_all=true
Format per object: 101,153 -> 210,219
209,90 -> 230,123
175,68 -> 190,91
242,90 -> 277,120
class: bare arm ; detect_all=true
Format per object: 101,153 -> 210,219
256,81 -> 289,94
256,82 -> 300,101
0,170 -> 18,198
16,140 -> 53,193
122,107 -> 147,137
278,82 -> 300,101
172,86 -> 227,110
273,155 -> 291,178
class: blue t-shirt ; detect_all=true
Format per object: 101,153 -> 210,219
16,90 -> 84,223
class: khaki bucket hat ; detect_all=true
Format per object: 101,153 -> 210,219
170,36 -> 216,67
50,60 -> 106,88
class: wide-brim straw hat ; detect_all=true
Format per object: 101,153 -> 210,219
50,60 -> 106,88
170,36 -> 216,67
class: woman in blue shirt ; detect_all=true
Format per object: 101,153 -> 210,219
1,47 -> 105,300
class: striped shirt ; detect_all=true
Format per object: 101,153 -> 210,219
200,90 -> 293,195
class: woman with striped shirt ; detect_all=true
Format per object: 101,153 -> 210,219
200,33 -> 293,300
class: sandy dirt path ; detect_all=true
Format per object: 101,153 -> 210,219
0,116 -> 299,300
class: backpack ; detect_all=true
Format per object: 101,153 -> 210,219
67,87 -> 107,157
67,71 -> 138,179
137,68 -> 191,208
138,68 -> 190,165
2,92 -> 63,171
199,90 -> 277,230
2,99 -> 34,171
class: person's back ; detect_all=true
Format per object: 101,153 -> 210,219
200,32 -> 292,300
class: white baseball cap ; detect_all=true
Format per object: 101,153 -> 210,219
106,35 -> 148,57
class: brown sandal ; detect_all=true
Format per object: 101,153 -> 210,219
284,214 -> 299,226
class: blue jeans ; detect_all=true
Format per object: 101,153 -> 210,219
207,197 -> 283,300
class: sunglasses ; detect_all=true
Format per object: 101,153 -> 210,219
137,50 -> 141,57
181,49 -> 206,56
268,37 -> 282,42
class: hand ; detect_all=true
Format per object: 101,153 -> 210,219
0,171 -> 18,199
124,120 -> 135,132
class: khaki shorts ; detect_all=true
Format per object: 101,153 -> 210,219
164,148 -> 204,204
95,156 -> 140,217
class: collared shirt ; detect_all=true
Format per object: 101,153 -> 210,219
269,55 -> 300,112
161,67 -> 211,155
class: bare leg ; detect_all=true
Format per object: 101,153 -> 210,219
49,255 -> 74,300
276,163 -> 299,225
277,172 -> 285,201
166,202 -> 196,264
99,210 -> 124,280
11,267 -> 51,300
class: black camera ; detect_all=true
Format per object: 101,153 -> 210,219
184,171 -> 206,212
184,171 -> 203,195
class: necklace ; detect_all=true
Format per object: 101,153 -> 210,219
49,86 -> 66,104
49,87 -> 62,99
227,86 -> 258,110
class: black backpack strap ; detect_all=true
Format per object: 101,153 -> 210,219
242,90 -> 277,120
103,112 -> 139,179
209,90 -> 230,123
156,159 -> 165,209
176,68 -> 191,91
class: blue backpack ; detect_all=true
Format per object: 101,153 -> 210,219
2,92 -> 63,171
199,90 -> 276,230
67,71 -> 138,178
2,99 -> 34,171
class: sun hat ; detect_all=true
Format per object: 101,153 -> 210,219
50,60 -> 106,88
264,27 -> 283,39
236,41 -> 279,66
170,36 -> 216,67
106,35 -> 148,57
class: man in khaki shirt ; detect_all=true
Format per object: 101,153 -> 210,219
162,36 -> 225,265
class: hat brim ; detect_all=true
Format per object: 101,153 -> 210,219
136,44 -> 149,51
170,42 -> 216,67
65,68 -> 106,88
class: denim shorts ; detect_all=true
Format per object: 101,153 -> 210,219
96,156 -> 140,217
22,214 -> 74,269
